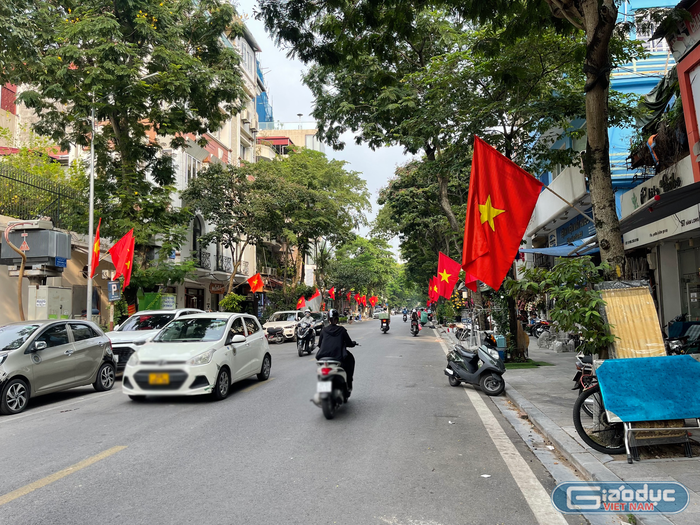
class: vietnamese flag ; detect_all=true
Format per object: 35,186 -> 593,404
328,287 -> 336,300
462,136 -> 542,291
123,236 -> 136,288
429,276 -> 439,303
89,217 -> 101,279
369,296 -> 378,307
296,296 -> 306,309
346,291 -> 352,302
361,295 -> 367,307
354,293 -> 361,304
109,229 -> 134,279
247,273 -> 264,293
437,252 -> 461,299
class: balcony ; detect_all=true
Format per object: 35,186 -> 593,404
235,260 -> 249,276
216,255 -> 232,273
188,250 -> 211,270
259,266 -> 277,277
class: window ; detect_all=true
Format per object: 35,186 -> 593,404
36,324 -> 69,348
635,13 -> 669,54
69,324 -> 99,341
120,314 -> 174,331
193,216 -> 203,254
185,154 -> 201,184
155,318 -> 228,342
230,317 -> 245,337
240,145 -> 247,161
244,316 -> 260,335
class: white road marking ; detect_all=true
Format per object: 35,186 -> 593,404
0,390 -> 118,424
433,329 -> 567,525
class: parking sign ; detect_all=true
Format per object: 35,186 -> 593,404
108,280 -> 121,302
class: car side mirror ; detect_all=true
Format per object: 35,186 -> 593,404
33,341 -> 47,352
114,324 -> 121,331
227,333 -> 246,345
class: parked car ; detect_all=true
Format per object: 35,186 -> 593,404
106,309 -> 203,372
0,320 -> 116,415
263,310 -> 304,342
122,313 -> 271,401
373,308 -> 385,319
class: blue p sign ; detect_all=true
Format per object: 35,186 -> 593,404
108,280 -> 121,302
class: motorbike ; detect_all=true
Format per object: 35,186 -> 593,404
266,327 -> 285,345
410,318 -> 419,337
403,313 -> 408,322
296,319 -> 316,356
444,343 -> 506,396
312,357 -> 353,420
380,318 -> 390,333
531,319 -> 551,339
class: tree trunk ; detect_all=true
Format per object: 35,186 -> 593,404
580,0 -> 626,275
438,173 -> 461,232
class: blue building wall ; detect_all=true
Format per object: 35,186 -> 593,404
256,60 -> 274,123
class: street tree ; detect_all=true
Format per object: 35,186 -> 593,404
331,236 -> 397,299
3,0 -> 247,294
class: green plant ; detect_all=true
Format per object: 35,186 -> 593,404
219,293 -> 246,313
506,257 -> 615,356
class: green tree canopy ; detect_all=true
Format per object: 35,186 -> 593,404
331,236 -> 397,298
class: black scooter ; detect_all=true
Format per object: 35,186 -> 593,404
445,343 -> 505,396
380,318 -> 390,333
403,313 -> 407,322
296,320 -> 316,356
410,318 -> 419,337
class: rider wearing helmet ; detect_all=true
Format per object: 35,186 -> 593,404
316,309 -> 357,390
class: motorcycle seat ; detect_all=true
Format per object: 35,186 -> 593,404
454,344 -> 476,358
579,354 -> 593,364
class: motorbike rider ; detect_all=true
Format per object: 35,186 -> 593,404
300,309 -> 315,348
316,309 -> 357,390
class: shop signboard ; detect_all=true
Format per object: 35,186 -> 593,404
623,205 -> 700,249
620,157 -> 694,219
161,294 -> 177,310
556,208 -> 595,245
209,283 -> 226,295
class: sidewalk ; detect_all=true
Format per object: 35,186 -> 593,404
436,326 -> 700,525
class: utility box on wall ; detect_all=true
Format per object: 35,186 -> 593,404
28,286 -> 72,320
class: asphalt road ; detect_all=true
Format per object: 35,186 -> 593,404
0,317 -> 583,525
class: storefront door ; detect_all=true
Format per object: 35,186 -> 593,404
185,288 -> 205,310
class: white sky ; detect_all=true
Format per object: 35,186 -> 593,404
237,0 -> 411,248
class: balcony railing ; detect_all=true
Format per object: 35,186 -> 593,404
188,250 -> 211,270
216,255 -> 232,273
235,260 -> 249,276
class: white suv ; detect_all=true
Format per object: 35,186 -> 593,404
122,313 -> 271,401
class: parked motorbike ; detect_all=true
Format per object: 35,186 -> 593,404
444,343 -> 506,396
266,327 -> 285,345
531,319 -> 551,339
403,313 -> 408,322
410,318 -> 419,337
296,320 -> 316,356
312,357 -> 354,420
380,318 -> 390,333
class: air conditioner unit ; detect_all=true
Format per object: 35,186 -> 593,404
241,110 -> 250,123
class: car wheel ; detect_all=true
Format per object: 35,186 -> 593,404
212,367 -> 230,401
129,395 -> 146,402
93,362 -> 116,392
1,378 -> 29,415
257,354 -> 271,381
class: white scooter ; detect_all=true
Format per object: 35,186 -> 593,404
312,359 -> 351,419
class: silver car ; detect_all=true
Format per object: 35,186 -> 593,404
0,320 -> 116,415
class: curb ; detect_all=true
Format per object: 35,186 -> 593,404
434,327 -> 675,525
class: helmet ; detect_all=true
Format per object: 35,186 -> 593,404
328,309 -> 340,322
304,309 -> 311,315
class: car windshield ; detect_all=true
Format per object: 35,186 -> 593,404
310,313 -> 323,321
119,314 -> 175,331
0,324 -> 40,352
269,313 -> 297,322
154,318 -> 228,342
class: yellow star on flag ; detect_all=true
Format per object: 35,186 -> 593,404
438,269 -> 451,282
252,278 -> 258,286
432,285 -> 438,292
478,195 -> 506,231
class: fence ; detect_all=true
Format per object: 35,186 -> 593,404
0,163 -> 83,228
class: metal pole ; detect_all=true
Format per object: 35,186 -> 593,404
87,99 -> 95,321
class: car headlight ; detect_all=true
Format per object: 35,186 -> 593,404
188,348 -> 216,366
127,352 -> 139,366
485,348 -> 500,361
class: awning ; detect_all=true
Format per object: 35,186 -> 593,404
619,181 -> 700,234
520,236 -> 599,257
257,136 -> 295,146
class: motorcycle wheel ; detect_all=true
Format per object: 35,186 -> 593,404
448,374 -> 461,387
297,341 -> 304,357
321,397 -> 336,420
573,384 -> 625,455
274,334 -> 285,344
479,374 -> 505,396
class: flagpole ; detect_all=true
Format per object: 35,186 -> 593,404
540,184 -> 594,225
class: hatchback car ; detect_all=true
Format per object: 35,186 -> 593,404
122,313 -> 272,401
0,320 -> 116,415
107,309 -> 204,372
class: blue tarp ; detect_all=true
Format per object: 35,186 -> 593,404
519,236 -> 599,257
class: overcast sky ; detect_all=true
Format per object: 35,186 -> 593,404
237,0 -> 412,246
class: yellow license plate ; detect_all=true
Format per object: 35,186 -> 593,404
149,373 -> 170,385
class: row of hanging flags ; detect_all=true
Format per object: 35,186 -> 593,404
426,136 -> 544,305
294,287 -> 379,311
89,219 -> 137,288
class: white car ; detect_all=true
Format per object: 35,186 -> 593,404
107,309 -> 204,372
122,313 -> 271,401
263,310 -> 304,341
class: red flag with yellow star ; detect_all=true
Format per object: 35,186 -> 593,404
328,287 -> 336,300
437,252 -> 461,299
123,236 -> 136,288
89,218 -> 101,279
109,229 -> 134,280
247,273 -> 264,293
462,136 -> 542,291
428,276 -> 439,304
296,296 -> 306,310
